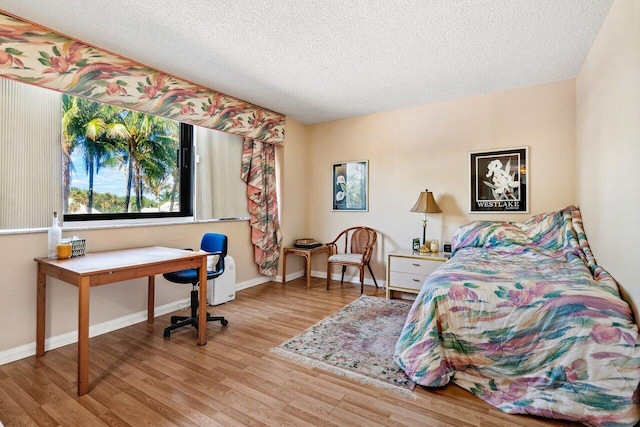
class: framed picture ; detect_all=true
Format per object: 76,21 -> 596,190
469,147 -> 528,213
332,160 -> 368,211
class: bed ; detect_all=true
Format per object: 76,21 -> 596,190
394,206 -> 640,426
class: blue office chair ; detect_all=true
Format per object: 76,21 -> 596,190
163,233 -> 229,338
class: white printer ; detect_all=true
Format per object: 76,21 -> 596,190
207,255 -> 236,305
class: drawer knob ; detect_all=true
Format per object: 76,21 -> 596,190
412,278 -> 421,282
412,263 -> 421,267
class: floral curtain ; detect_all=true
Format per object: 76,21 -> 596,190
241,138 -> 282,276
0,11 -> 284,145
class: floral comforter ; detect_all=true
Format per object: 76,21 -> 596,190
394,207 -> 640,426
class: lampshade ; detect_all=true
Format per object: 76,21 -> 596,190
410,190 -> 442,214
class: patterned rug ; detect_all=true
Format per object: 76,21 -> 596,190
271,295 -> 415,397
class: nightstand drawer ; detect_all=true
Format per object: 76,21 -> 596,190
389,271 -> 429,291
390,256 -> 443,276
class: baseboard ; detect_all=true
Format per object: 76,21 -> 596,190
0,297 -> 190,366
311,269 -> 386,288
0,272 -> 385,366
277,270 -> 305,284
235,275 -> 272,291
277,268 -> 386,288
0,276 -> 269,366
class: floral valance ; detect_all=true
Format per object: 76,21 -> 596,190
0,11 -> 285,145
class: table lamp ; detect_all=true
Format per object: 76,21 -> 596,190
410,189 -> 442,245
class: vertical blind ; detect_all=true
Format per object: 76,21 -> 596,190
0,79 -> 62,230
195,126 -> 249,220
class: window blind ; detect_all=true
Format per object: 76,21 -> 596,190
0,79 -> 62,230
195,126 -> 249,220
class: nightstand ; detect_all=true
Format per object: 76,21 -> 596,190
386,249 -> 447,299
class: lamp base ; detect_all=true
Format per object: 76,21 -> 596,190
422,219 -> 427,246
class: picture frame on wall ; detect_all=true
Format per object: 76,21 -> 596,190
469,147 -> 528,213
332,160 -> 368,211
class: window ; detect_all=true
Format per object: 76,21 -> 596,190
0,78 -> 248,231
62,95 -> 193,221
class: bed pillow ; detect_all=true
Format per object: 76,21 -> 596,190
451,206 -> 580,255
451,220 -> 529,252
518,208 -> 567,251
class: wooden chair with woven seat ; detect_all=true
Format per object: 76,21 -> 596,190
326,226 -> 379,294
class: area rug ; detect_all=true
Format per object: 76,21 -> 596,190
271,295 -> 415,397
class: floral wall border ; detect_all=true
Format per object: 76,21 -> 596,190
0,11 -> 285,145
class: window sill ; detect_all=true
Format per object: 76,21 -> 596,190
0,216 -> 249,236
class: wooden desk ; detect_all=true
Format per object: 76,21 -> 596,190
282,245 -> 329,288
35,246 -> 208,396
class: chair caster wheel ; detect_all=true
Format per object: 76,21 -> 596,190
164,330 -> 171,338
222,320 -> 228,326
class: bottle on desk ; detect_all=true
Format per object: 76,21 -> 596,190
47,211 -> 61,258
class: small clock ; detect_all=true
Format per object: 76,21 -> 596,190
443,243 -> 452,253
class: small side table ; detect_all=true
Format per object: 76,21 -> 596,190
387,249 -> 448,299
282,245 -> 329,288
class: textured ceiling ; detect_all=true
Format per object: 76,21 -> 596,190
1,1 -> 612,124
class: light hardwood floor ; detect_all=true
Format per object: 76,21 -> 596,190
0,277 -> 578,426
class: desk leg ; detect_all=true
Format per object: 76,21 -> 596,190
147,276 -> 155,323
282,251 -> 288,285
305,254 -> 312,288
36,268 -> 46,357
197,257 -> 207,346
77,276 -> 90,396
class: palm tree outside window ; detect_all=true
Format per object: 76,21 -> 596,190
61,94 -> 193,220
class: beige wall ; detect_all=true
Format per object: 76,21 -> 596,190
576,0 -> 640,317
277,118 -> 311,278
306,79 -> 577,281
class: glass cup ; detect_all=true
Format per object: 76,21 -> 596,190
56,240 -> 72,259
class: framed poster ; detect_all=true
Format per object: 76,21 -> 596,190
469,147 -> 528,213
332,160 -> 368,211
